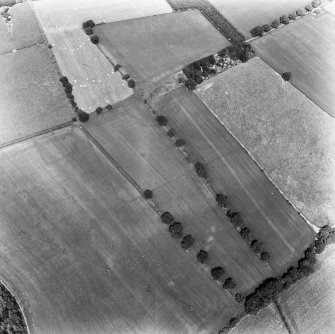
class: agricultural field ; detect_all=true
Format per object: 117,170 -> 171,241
85,96 -> 273,296
94,10 -> 231,86
0,44 -> 74,146
0,125 -> 239,334
278,243 -> 335,334
32,0 -> 172,33
196,57 -> 335,228
208,0 -> 310,38
47,29 -> 132,113
0,2 -> 43,54
231,303 -> 288,334
151,87 -> 315,275
251,11 -> 335,118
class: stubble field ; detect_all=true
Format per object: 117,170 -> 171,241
0,125 -> 238,334
151,86 -> 315,275
94,10 -> 231,86
251,11 -> 335,117
47,29 -> 133,113
85,96 -> 273,297
196,57 -> 335,227
0,44 -> 74,146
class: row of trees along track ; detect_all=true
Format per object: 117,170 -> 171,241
166,0 -> 245,43
82,20 -> 136,89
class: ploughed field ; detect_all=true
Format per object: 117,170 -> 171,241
47,29 -> 133,113
251,11 -> 335,118
0,126 -> 238,334
32,0 -> 172,33
85,96 -> 273,297
94,10 -> 231,86
150,86 -> 315,275
0,44 -> 74,146
208,0 -> 310,38
196,57 -> 335,228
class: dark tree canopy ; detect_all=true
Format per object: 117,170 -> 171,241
181,234 -> 194,249
288,13 -> 297,20
114,64 -> 121,71
83,20 -> 95,28
235,293 -> 245,303
90,35 -> 99,44
197,250 -> 208,263
216,193 -> 230,208
223,277 -> 236,289
143,189 -> 153,199
250,26 -> 263,37
96,107 -> 103,115
77,110 -> 90,123
194,162 -> 207,179
280,15 -> 290,24
262,24 -> 271,32
240,227 -> 251,240
175,138 -> 186,147
128,79 -> 136,88
296,8 -> 304,16
211,266 -> 225,280
230,212 -> 243,228
84,27 -> 93,35
122,74 -> 130,80
271,19 -> 280,28
185,78 -> 196,90
156,115 -> 168,126
282,72 -> 291,81
229,317 -> 239,327
161,212 -> 174,224
251,240 -> 263,253
59,76 -> 69,84
315,239 -> 326,254
260,252 -> 270,261
167,128 -> 176,138
168,222 -> 183,239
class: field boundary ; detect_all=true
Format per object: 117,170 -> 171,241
274,299 -> 294,334
194,92 -> 318,233
0,121 -> 74,150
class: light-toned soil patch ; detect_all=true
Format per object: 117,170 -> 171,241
48,29 -> 132,113
0,44 -> 74,145
196,57 -> 335,227
95,10 -> 231,86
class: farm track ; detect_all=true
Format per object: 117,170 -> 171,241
274,299 -> 294,334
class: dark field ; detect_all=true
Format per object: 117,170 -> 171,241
0,44 -> 74,146
0,126 -> 240,334
95,10 -> 230,86
151,87 -> 315,275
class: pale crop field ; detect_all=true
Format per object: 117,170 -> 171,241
47,29 -> 133,113
95,10 -> 231,86
151,86 -> 316,275
0,125 -> 239,334
196,57 -> 335,228
32,0 -> 172,33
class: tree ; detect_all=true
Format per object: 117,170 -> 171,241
312,0 -> 321,8
240,227 -> 251,240
161,212 -> 174,224
223,277 -> 236,289
64,83 -> 73,94
216,193 -> 229,208
230,212 -> 243,228
77,110 -> 89,123
194,75 -> 203,85
85,20 -> 96,28
156,115 -> 168,126
305,4 -> 313,11
296,8 -> 304,16
70,100 -> 77,108
84,27 -> 93,35
262,24 -> 271,32
181,234 -> 194,249
175,138 -> 186,147
194,162 -> 207,179
210,266 -> 225,280
66,93 -> 74,100
288,12 -> 297,20
96,107 -> 103,115
260,252 -> 270,261
168,222 -> 183,239
208,55 -> 216,65
197,250 -> 208,263
229,317 -> 239,327
90,35 -> 99,44
48,44 -> 53,49
128,79 -> 136,88
250,26 -> 263,37
105,104 -> 113,111
280,15 -> 290,24
59,76 -> 68,84
235,293 -> 245,303
251,240 -> 263,254
114,64 -> 121,71
318,225 -> 331,240
226,210 -> 237,219
315,239 -> 326,254
271,19 -> 280,28
167,128 -> 176,138
185,78 -> 196,90
122,74 -> 130,80
143,189 -> 153,199
282,72 -> 291,81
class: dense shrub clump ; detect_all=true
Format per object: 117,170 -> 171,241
271,19 -> 280,28
181,234 -> 194,249
197,250 -> 208,263
122,74 -> 130,80
77,109 -> 90,123
95,107 -> 103,115
143,189 -> 153,199
296,8 -> 304,16
90,35 -> 99,44
167,128 -> 176,138
194,162 -> 207,179
84,27 -> 94,35
282,72 -> 291,81
82,20 -> 95,29
262,24 -> 271,32
156,115 -> 168,126
175,138 -> 186,147
161,212 -> 174,224
250,26 -> 263,37
168,222 -> 183,239
210,266 -> 225,280
128,79 -> 136,88
280,15 -> 290,25
288,12 -> 297,20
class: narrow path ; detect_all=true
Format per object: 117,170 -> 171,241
0,41 -> 43,56
274,298 -> 296,334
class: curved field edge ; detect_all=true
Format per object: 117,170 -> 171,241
195,57 -> 335,228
